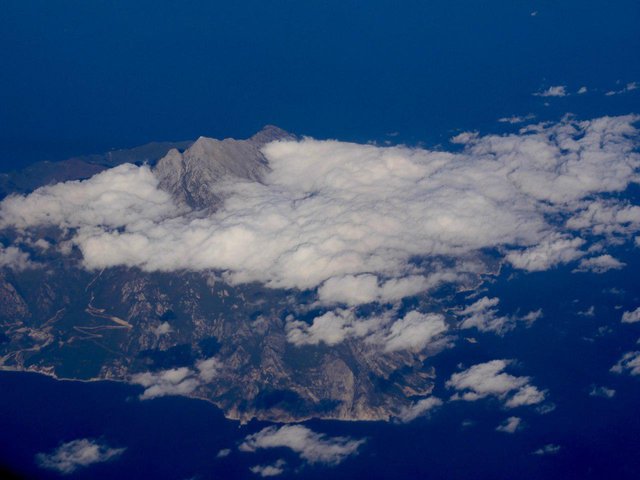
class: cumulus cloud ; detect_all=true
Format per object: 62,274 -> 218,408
621,307 -> 640,323
153,321 -> 173,336
0,164 -> 182,230
286,309 -> 448,352
1,115 -> 639,308
605,82 -> 638,96
496,416 -> 522,433
611,351 -> 640,376
533,86 -> 567,97
566,200 -> 640,238
533,444 -> 561,455
216,448 -> 231,458
446,360 -> 546,408
578,306 -> 595,317
589,385 -> 615,398
130,357 -> 221,399
0,244 -> 37,270
573,254 -> 625,273
396,396 -> 443,423
457,297 -> 542,334
35,439 -> 125,474
239,425 -> 364,466
250,459 -> 286,477
577,86 -> 588,94
316,272 -> 457,306
506,235 -> 585,271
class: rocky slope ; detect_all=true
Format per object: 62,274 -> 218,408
0,127 -> 444,423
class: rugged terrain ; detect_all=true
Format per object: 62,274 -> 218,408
0,127 -> 452,423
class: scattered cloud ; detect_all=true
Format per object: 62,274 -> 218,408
577,86 -> 588,94
457,296 -> 542,335
589,385 -> 615,398
35,439 -> 125,474
216,448 -> 231,458
250,459 -> 286,477
573,254 -> 625,273
153,321 -> 173,336
622,307 -> 640,323
533,444 -> 561,456
533,86 -> 567,97
611,351 -> 640,376
566,200 -> 640,237
578,306 -> 595,317
286,308 -> 448,353
396,396 -> 443,423
496,416 -> 522,433
506,235 -> 585,271
0,244 -> 37,270
446,360 -> 546,408
130,357 -> 221,399
605,82 -> 638,96
239,425 -> 365,466
498,114 -> 536,124
450,131 -> 479,144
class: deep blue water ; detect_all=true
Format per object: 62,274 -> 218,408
1,0 -> 639,167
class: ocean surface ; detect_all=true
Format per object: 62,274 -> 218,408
1,0 -> 639,168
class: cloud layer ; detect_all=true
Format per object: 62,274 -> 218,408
1,115 -> 639,311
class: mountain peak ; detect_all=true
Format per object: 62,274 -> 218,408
249,125 -> 295,146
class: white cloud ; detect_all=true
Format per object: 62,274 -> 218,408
0,244 -> 37,270
457,297 -> 542,334
239,425 -> 364,466
573,254 -> 625,273
450,131 -> 479,144
577,86 -> 588,94
611,351 -> 640,376
605,82 -> 638,96
35,439 -> 125,474
578,306 -> 595,317
498,114 -> 536,124
533,86 -> 567,97
396,396 -> 443,423
496,416 -> 522,433
130,357 -> 221,399
0,164 -> 182,230
250,459 -> 286,477
505,384 -> 546,407
566,200 -> 640,237
446,360 -> 545,408
382,311 -> 448,352
622,307 -> 640,323
216,448 -> 231,458
533,444 -> 561,455
286,309 -> 448,353
316,272 -> 457,306
1,115 -> 639,308
589,385 -> 615,398
153,321 -> 172,336
506,235 -> 585,271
